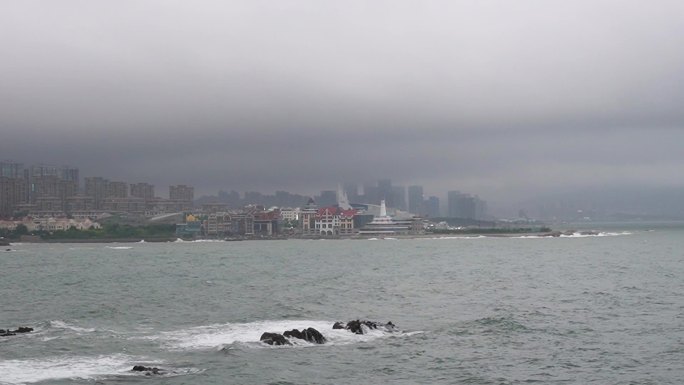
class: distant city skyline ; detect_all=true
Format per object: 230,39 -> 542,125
3,157 -> 684,220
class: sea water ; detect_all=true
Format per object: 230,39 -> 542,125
1,224 -> 683,384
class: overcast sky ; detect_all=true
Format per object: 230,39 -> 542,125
2,1 -> 683,208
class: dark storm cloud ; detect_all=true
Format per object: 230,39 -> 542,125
2,1 -> 684,206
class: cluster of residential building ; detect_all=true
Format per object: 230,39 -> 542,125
0,161 -> 194,218
0,217 -> 101,232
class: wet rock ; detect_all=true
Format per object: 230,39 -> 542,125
0,326 -> 33,337
132,365 -> 164,375
579,230 -> 600,236
283,327 -> 326,344
260,332 -> 291,346
334,320 -> 397,335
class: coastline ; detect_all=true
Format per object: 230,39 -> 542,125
6,231 -> 602,244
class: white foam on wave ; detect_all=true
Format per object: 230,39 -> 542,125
144,319 -> 402,350
105,246 -> 133,250
189,239 -> 225,243
172,238 -> 225,243
0,354 -> 143,384
552,231 -> 633,238
510,231 -> 633,239
49,319 -> 96,333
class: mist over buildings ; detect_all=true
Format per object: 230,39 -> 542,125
2,1 -> 684,217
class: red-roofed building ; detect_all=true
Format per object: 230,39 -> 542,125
314,206 -> 357,236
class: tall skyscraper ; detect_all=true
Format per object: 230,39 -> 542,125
377,179 -> 392,203
447,191 -> 486,220
317,190 -> 337,207
426,196 -> 440,218
408,185 -> 424,215
362,182 -> 378,204
391,185 -> 406,211
342,182 -> 359,203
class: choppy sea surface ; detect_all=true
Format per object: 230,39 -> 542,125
1,224 -> 683,384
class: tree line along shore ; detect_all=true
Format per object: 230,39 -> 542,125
1,224 -> 555,244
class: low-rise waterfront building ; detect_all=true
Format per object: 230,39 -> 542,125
358,200 -> 410,236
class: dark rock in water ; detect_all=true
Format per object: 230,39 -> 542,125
283,327 -> 326,344
283,329 -> 303,339
334,320 -> 397,335
132,365 -> 163,375
302,327 -> 326,344
347,320 -> 379,334
1,326 -> 33,337
260,332 -> 291,346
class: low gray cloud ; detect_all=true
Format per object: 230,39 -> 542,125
2,1 -> 684,210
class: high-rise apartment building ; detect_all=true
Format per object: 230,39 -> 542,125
0,161 -> 23,178
169,185 -> 194,202
106,181 -> 128,198
130,182 -> 155,201
85,177 -> 109,209
0,176 -> 27,217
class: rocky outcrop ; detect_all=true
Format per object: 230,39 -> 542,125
260,332 -> 291,346
1,326 -> 33,337
132,365 -> 164,375
333,320 -> 396,334
260,321 -> 397,346
283,327 -> 326,344
260,327 -> 326,345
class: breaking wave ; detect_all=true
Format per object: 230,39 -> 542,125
140,319 -> 411,351
0,354 -> 143,384
513,231 -> 632,239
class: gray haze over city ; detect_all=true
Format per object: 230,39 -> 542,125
2,1 -> 684,217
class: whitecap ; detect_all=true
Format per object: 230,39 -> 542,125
105,246 -> 133,250
0,354 -> 141,384
49,320 -> 96,333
